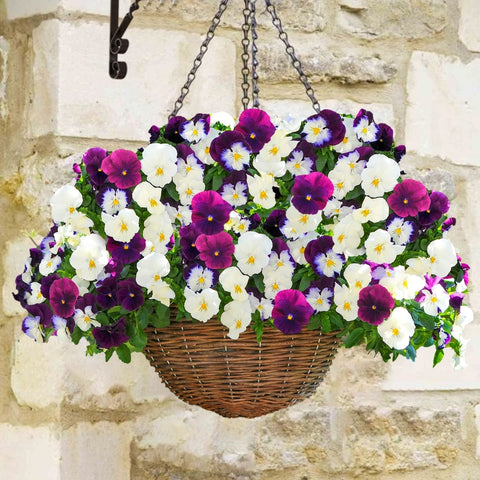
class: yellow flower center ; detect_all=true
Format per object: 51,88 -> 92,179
154,274 -> 160,281
287,314 -> 293,320
112,198 -> 119,206
200,301 -> 208,311
392,328 -> 399,336
247,256 -> 255,264
207,215 -> 213,222
150,198 -> 158,207
205,146 -> 210,154
69,206 -> 75,214
120,222 -> 128,231
236,320 -> 242,329
270,146 -> 279,156
260,191 -> 268,200
156,167 -> 164,176
312,127 -> 321,136
234,285 -> 242,293
371,178 -> 380,187
89,259 -> 96,269
233,152 -> 242,162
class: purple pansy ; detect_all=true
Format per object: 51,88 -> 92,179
96,277 -> 118,310
353,109 -> 381,143
210,130 -> 252,171
180,113 -> 210,143
304,236 -> 345,277
234,108 -> 275,153
357,284 -> 395,325
272,289 -> 314,334
13,274 -> 31,308
117,278 -> 144,311
164,115 -> 187,144
249,213 -> 261,230
433,326 -> 451,349
387,179 -> 431,218
370,123 -> 394,151
83,147 -> 109,186
191,190 -> 232,235
29,248 -> 43,268
107,233 -> 146,265
22,316 -> 43,341
40,274 -> 60,299
394,145 -> 406,162
286,140 -> 316,174
49,278 -> 79,318
442,217 -> 456,232
450,292 -> 465,311
195,231 -> 235,270
148,125 -> 160,143
179,223 -> 201,262
302,110 -> 346,148
96,186 -> 131,214
92,317 -> 130,349
264,209 -> 287,237
291,172 -> 334,214
417,191 -> 450,226
101,149 -> 142,189
76,293 -> 98,312
25,303 -> 53,328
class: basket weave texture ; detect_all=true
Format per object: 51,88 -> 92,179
144,314 -> 340,418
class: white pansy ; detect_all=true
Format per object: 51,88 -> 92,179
365,229 -> 404,264
73,306 -> 100,332
220,300 -> 252,340
334,117 -> 363,153
377,307 -> 415,350
69,234 -> 109,281
184,287 -> 220,323
225,211 -> 250,235
284,206 -> 322,237
165,203 -> 192,226
334,284 -> 359,321
361,154 -> 400,198
264,250 -> 295,274
133,182 -> 165,215
176,154 -> 204,179
287,232 -> 317,264
354,115 -> 379,142
379,266 -> 425,300
221,182 -> 248,207
210,111 -> 236,129
328,165 -> 356,200
306,287 -> 333,313
136,252 -> 171,288
247,173 -> 277,209
314,250 -> 344,278
387,217 -> 415,245
332,214 -> 364,255
175,175 -> 205,206
39,253 -> 61,276
302,116 -> 329,145
222,141 -> 251,171
344,263 -> 372,291
253,130 -> 295,177
143,212 -> 174,254
421,284 -> 450,316
50,184 -> 83,224
22,316 -> 43,342
72,275 -> 90,296
190,129 -> 220,165
335,151 -> 366,186
25,282 -> 45,305
103,208 -> 139,243
186,264 -> 215,292
67,211 -> 94,235
263,271 -> 292,299
253,155 -> 287,177
286,149 -> 314,176
248,294 -> 273,320
180,119 -> 207,143
323,198 -> 355,220
219,266 -> 249,301
149,279 -> 175,307
427,238 -> 457,277
406,256 -> 432,277
235,231 -> 273,275
141,143 -> 178,187
353,196 -> 389,224
100,188 -> 129,215
52,316 -> 71,343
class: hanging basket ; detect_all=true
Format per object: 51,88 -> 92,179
144,311 -> 339,418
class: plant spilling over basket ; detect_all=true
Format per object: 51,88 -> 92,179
13,107 -> 472,415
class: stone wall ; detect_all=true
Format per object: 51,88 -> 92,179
1,0 -> 479,478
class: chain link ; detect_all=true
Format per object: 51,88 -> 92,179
241,0 -> 252,111
169,0 -> 230,118
264,0 -> 321,113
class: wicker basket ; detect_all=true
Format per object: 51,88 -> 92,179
144,314 -> 340,418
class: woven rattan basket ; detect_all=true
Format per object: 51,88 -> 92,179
144,313 -> 340,418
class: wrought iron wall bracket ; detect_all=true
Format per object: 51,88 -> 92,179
110,0 -> 143,79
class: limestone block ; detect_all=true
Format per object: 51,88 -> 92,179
135,407 -> 256,474
140,0 -> 328,33
60,422 -> 131,480
11,327 -> 174,408
4,0 -> 129,18
258,44 -> 396,84
476,404 -> 480,459
459,0 -> 480,52
262,99 -> 395,130
405,51 -> 480,167
382,324 -> 480,391
0,424 -> 61,480
0,36 -> 8,118
337,0 -> 447,39
29,20 -> 236,142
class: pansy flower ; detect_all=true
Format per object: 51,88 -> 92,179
301,110 -> 346,148
142,211 -> 174,254
264,209 -> 287,237
83,147 -> 108,186
184,287 -> 220,322
333,117 -> 362,154
74,305 -> 100,331
417,191 -> 450,226
221,300 -> 252,339
305,276 -> 335,313
385,215 -> 418,245
97,186 -> 131,215
69,233 -> 110,281
184,263 -> 216,292
291,172 -> 334,214
305,236 -> 345,278
377,307 -> 415,350
25,303 -> 53,328
272,289 -> 313,334
49,277 -> 79,318
148,125 -> 160,143
117,278 -> 144,311
361,154 -> 401,198
50,184 -> 83,224
179,223 -> 201,261
370,123 -> 394,151
286,140 -> 315,176
164,115 -> 187,144
234,108 -> 275,153
357,284 -> 395,325
40,273 -> 60,300
101,149 -> 142,189
387,179 -> 431,218
141,142 -> 178,187
234,231 -> 273,276
92,317 -> 130,349
132,182 -> 165,215
191,190 -> 232,235
103,208 -> 140,243
179,113 -> 210,143
136,252 -> 171,291
107,233 -> 146,265
22,315 -> 43,342
220,171 -> 248,207
210,130 -> 252,171
195,231 -> 235,270
353,109 -> 380,143
96,276 -> 118,310
246,173 -> 277,209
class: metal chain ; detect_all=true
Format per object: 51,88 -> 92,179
169,0 -> 230,118
241,0 -> 252,111
250,0 -> 260,108
264,0 -> 321,113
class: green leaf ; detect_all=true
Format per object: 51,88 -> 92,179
105,348 -> 115,362
433,348 -> 445,367
150,302 -> 171,328
211,173 -> 224,192
405,344 -> 416,361
129,329 -> 148,350
308,313 -> 323,331
315,156 -> 327,172
164,182 -> 179,202
298,274 -> 312,292
329,311 -> 344,330
344,327 -> 365,348
137,303 -> 153,329
116,344 -> 132,363
344,185 -> 364,200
